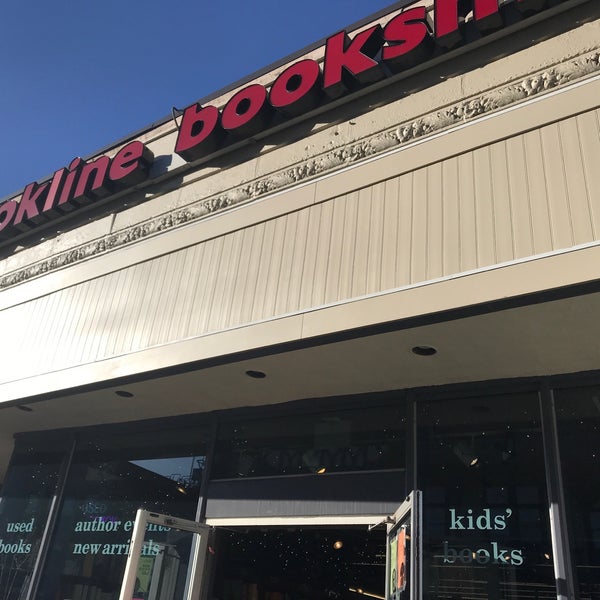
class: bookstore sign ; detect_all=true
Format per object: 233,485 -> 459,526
0,0 -> 555,244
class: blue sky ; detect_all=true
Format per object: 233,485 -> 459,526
0,0 -> 396,200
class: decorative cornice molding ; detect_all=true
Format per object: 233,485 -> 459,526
2,48 -> 600,291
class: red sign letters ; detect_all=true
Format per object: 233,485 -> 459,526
174,0 -> 544,162
0,0 -> 551,243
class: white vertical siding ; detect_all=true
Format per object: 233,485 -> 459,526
3,108 -> 600,384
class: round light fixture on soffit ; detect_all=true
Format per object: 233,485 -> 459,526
115,390 -> 134,398
411,346 -> 437,356
245,370 -> 266,379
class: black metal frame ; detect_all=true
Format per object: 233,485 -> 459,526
10,370 -> 600,600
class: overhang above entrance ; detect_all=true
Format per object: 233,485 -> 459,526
2,285 -> 600,444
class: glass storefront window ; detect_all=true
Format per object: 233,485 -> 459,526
36,426 -> 207,600
418,392 -> 555,599
0,442 -> 65,600
213,404 -> 406,479
554,386 -> 600,600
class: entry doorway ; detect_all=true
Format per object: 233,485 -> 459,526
205,518 -> 387,600
117,514 -> 387,600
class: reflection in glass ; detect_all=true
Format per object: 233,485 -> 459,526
555,386 -> 600,600
36,427 -> 207,600
132,526 -> 197,600
418,392 -> 555,599
213,405 -> 406,479
210,527 -> 386,600
0,443 -> 64,600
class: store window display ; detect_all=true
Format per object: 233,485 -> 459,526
35,427 -> 207,600
555,385 -> 600,600
0,443 -> 65,600
418,392 -> 555,599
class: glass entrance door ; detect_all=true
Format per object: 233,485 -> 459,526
118,510 -> 210,600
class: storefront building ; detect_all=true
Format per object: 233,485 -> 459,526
1,0 -> 600,598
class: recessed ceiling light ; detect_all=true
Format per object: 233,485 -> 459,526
411,345 -> 437,356
17,405 -> 33,412
115,390 -> 134,398
245,370 -> 266,379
